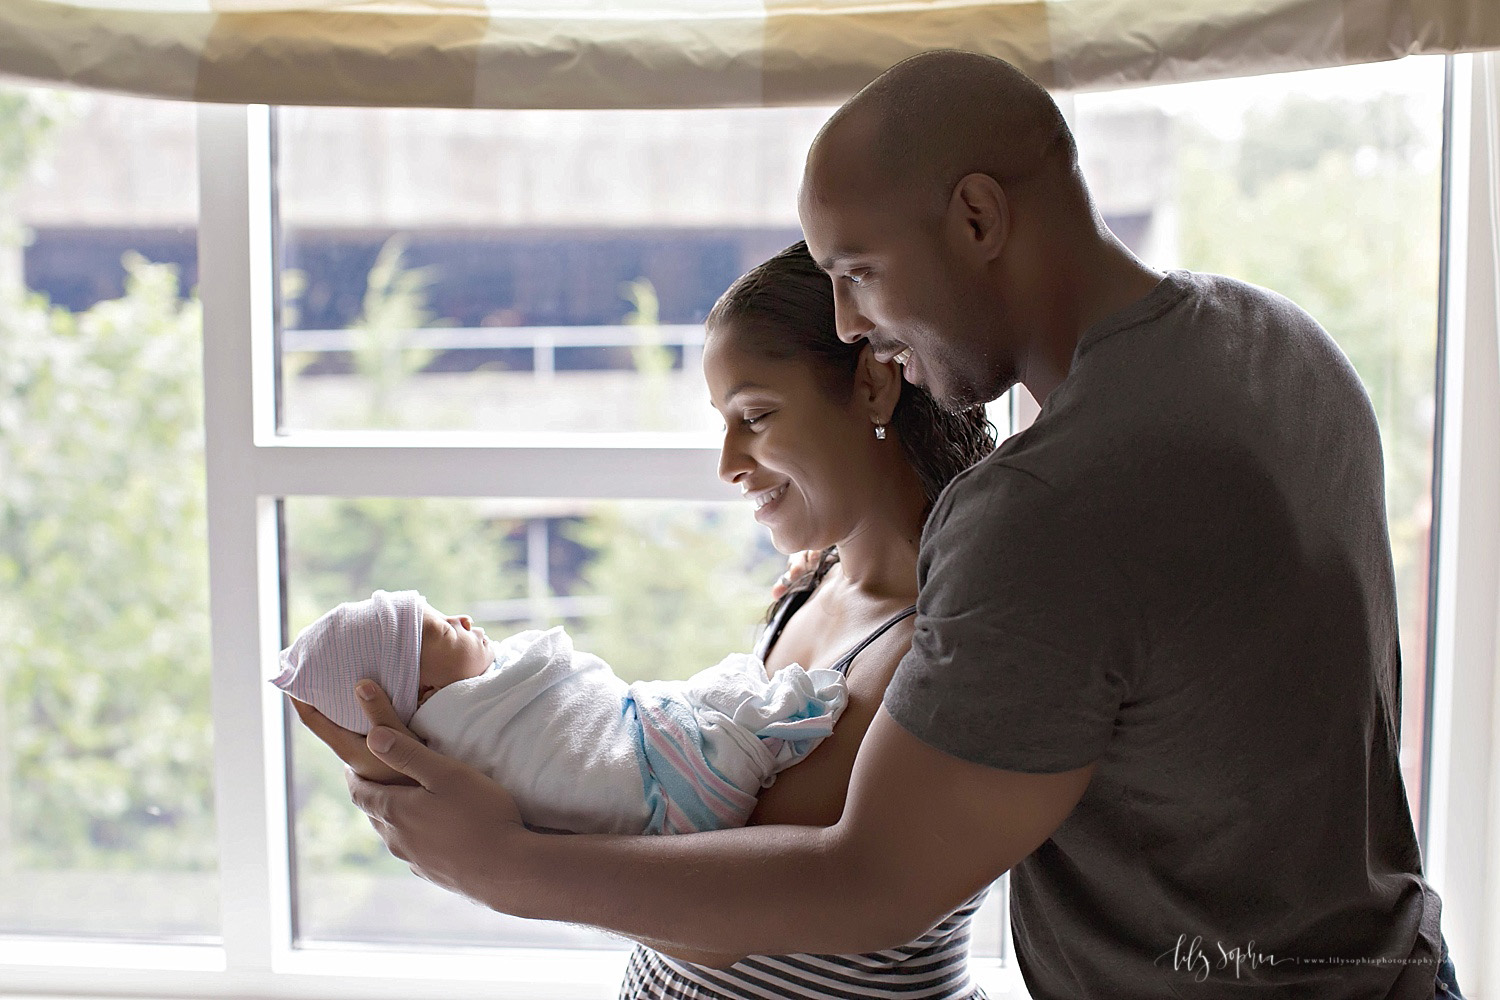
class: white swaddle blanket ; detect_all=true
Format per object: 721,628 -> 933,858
410,626 -> 848,834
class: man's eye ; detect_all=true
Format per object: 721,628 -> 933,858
845,271 -> 866,285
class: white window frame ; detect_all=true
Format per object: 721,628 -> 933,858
4,53 -> 1499,999
1423,51 -> 1500,994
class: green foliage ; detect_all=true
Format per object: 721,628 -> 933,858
349,238 -> 440,423
0,257 -> 213,871
564,504 -> 782,684
1236,93 -> 1423,196
0,89 -> 78,294
622,277 -> 669,375
285,499 -> 523,634
621,277 -> 676,430
0,89 -> 72,193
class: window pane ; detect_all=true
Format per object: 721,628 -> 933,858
0,86 -> 216,938
281,496 -> 787,947
1072,56 -> 1445,822
272,106 -> 825,436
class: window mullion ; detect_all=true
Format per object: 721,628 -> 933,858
254,439 -> 725,499
198,101 -> 292,983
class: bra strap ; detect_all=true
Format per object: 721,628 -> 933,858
831,605 -> 917,676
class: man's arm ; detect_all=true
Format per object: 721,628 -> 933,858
350,692 -> 1093,956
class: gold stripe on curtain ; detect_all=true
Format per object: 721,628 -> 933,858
0,0 -> 1497,109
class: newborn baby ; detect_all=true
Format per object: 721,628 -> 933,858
273,590 -> 848,835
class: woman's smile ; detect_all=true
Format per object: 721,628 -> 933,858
751,482 -> 790,522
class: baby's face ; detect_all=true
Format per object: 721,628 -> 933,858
417,605 -> 493,705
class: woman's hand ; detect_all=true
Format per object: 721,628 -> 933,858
345,683 -> 531,908
771,549 -> 821,599
287,688 -> 419,786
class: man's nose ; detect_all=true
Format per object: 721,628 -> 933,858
832,284 -> 874,344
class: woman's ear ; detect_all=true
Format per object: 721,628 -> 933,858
854,342 -> 903,424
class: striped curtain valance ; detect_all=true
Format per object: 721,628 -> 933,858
1,0 -> 1497,109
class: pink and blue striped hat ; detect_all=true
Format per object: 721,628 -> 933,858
272,589 -> 424,733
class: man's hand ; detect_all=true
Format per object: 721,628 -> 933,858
288,689 -> 416,786
345,683 -> 530,906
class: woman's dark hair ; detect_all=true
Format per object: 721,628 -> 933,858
705,240 -> 997,621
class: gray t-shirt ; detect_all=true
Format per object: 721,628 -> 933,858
885,270 -> 1443,999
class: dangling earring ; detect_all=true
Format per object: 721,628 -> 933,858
874,422 -> 887,440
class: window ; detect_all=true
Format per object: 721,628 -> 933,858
273,105 -> 819,436
1,51 -> 1479,1000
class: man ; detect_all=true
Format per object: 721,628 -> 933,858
334,50 -> 1451,997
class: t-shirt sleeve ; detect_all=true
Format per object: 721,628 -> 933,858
884,462 -> 1137,773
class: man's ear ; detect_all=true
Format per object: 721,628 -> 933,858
948,172 -> 1009,262
855,343 -> 903,422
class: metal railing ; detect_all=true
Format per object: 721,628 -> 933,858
281,324 -> 706,378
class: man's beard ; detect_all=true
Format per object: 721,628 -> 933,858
936,358 -> 1017,414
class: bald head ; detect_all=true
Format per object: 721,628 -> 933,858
797,50 -> 1147,410
809,50 -> 1079,216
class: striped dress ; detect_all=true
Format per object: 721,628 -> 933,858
620,590 -> 990,1000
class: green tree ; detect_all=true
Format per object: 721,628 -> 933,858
281,242 -> 522,629
0,256 -> 214,872
621,276 -> 676,430
348,237 -> 440,423
1236,93 -> 1423,195
1,88 -> 219,940
0,90 -> 69,191
564,504 -> 783,684
0,90 -> 73,294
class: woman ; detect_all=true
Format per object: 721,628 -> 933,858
297,241 -> 996,998
619,241 -> 995,998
